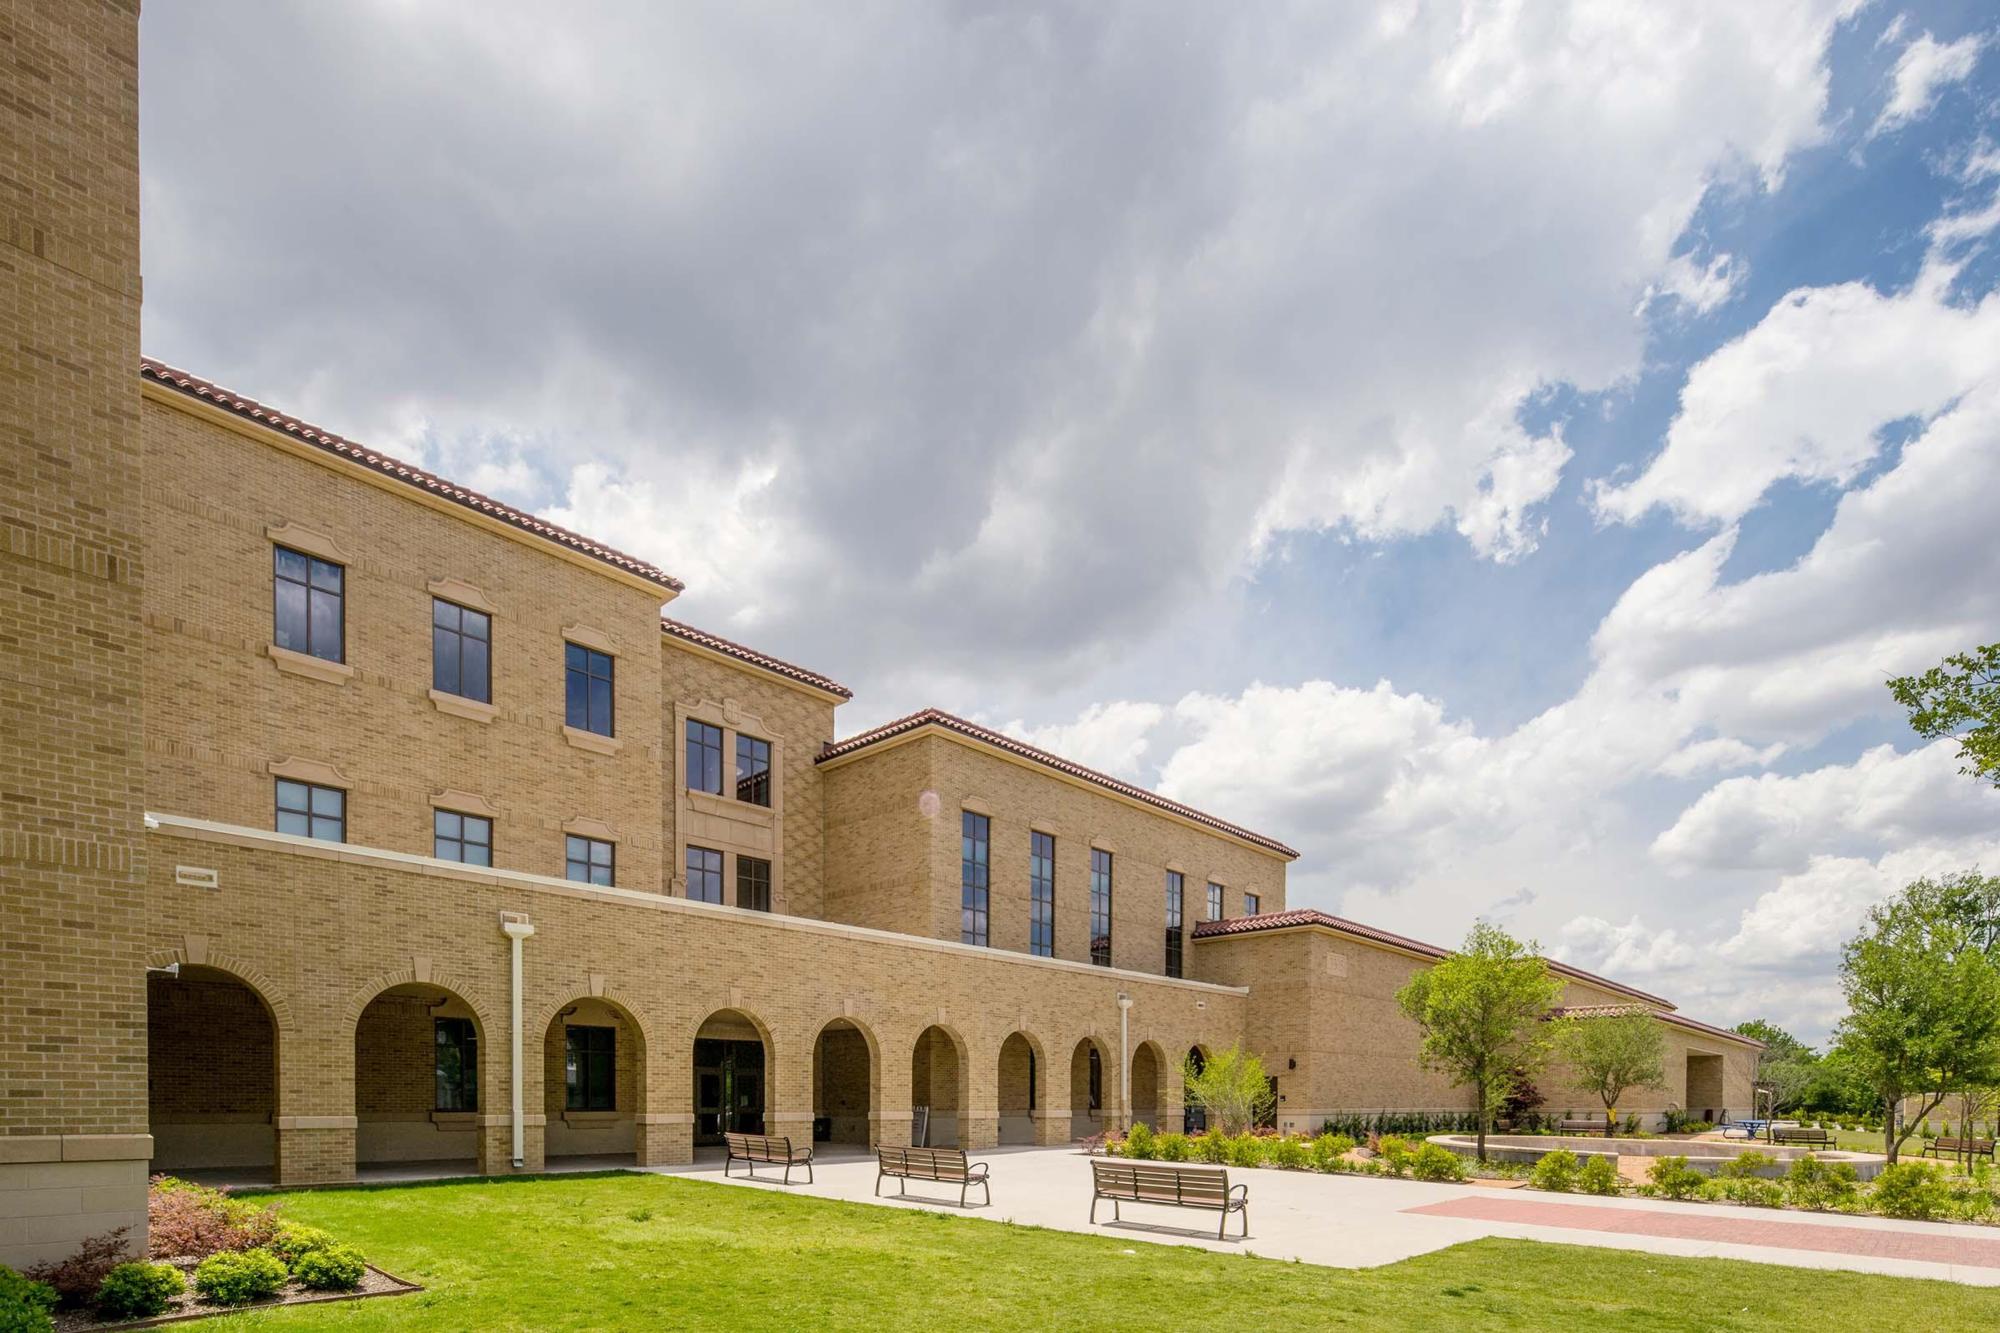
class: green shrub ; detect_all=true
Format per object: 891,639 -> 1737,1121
1716,1150 -> 1775,1181
1783,1154 -> 1860,1211
193,1248 -> 287,1306
1268,1135 -> 1309,1171
271,1224 -> 338,1269
1577,1155 -> 1622,1195
291,1246 -> 364,1292
1871,1162 -> 1952,1221
1647,1155 -> 1705,1201
1192,1131 -> 1231,1165
1121,1122 -> 1156,1160
1712,1175 -> 1784,1207
1528,1149 -> 1580,1193
1375,1136 -> 1414,1178
0,1266 -> 58,1333
94,1262 -> 183,1320
1226,1133 -> 1267,1169
1310,1133 -> 1354,1172
1153,1132 -> 1190,1163
1410,1143 -> 1467,1182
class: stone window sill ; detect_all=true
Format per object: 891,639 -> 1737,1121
563,725 -> 622,756
429,689 -> 497,723
560,1110 -> 624,1126
267,644 -> 353,685
429,1111 -> 479,1131
686,788 -> 776,824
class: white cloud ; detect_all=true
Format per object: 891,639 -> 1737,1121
1642,251 -> 1747,315
1721,844 -> 2000,967
1655,737 -> 1786,779
1873,30 -> 1988,136
1555,915 -> 1695,978
997,701 -> 1166,781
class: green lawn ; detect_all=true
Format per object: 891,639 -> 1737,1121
207,1172 -> 2000,1331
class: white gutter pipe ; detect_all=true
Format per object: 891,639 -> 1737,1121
500,914 -> 536,1168
1117,992 -> 1132,1130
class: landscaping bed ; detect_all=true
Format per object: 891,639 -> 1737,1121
48,1261 -> 416,1331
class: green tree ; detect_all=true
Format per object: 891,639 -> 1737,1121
1559,1009 -> 1667,1136
1888,643 -> 2000,787
1835,875 -> 2000,1162
1734,1019 -> 1820,1114
1180,1044 -> 1273,1135
1395,923 -> 1564,1160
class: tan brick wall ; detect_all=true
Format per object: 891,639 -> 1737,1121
0,0 -> 149,1268
821,734 -> 1289,974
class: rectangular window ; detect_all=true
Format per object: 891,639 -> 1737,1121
1244,891 -> 1261,916
1090,849 -> 1113,967
275,779 -> 345,842
1207,882 -> 1224,921
736,855 -> 771,912
565,835 -> 614,886
960,810 -> 990,946
686,845 -> 724,903
434,1016 -> 477,1111
685,720 -> 723,794
1165,871 -> 1185,979
431,599 -> 491,702
735,733 -> 772,806
434,809 -> 492,866
564,642 -> 614,737
272,545 -> 344,663
1029,831 -> 1055,957
565,1024 -> 616,1111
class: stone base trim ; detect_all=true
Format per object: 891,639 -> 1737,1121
275,1116 -> 358,1131
0,1134 -> 154,1164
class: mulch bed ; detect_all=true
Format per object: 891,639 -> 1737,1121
51,1261 -> 420,1330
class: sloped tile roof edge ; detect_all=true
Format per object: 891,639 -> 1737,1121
660,616 -> 851,699
1191,909 -> 1679,1010
140,358 -> 684,592
1550,1004 -> 1765,1049
815,708 -> 1300,859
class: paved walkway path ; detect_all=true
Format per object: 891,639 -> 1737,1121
650,1144 -> 2000,1287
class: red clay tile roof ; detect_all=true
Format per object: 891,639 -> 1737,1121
1191,909 -> 1677,1009
141,358 -> 684,592
815,708 -> 1300,859
1549,1004 -> 1765,1048
661,617 -> 851,699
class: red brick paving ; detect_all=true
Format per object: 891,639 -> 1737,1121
1405,1195 -> 2000,1268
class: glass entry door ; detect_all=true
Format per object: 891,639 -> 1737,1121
694,1037 -> 765,1143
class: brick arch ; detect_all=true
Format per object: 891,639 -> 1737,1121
341,966 -> 493,1036
145,947 -> 298,1040
531,990 -> 652,1057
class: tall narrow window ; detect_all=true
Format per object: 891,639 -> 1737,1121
1087,1045 -> 1103,1111
431,599 -> 491,702
735,734 -> 772,806
1244,891 -> 1261,916
565,1025 -> 616,1111
1028,831 -> 1055,957
1090,849 -> 1113,966
736,855 -> 771,912
434,1017 -> 478,1111
686,845 -> 724,903
1028,1048 -> 1037,1111
685,720 -> 723,794
565,835 -> 614,886
434,809 -> 492,866
1206,882 -> 1224,921
272,545 -> 343,663
1164,871 -> 1185,979
564,643 -> 614,736
275,779 -> 344,843
960,810 -> 990,946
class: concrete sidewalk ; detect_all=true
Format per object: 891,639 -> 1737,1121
648,1144 -> 2000,1287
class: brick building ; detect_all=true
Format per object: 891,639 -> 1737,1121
0,1 -> 1755,1265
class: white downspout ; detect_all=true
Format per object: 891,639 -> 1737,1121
1117,992 -> 1132,1131
500,914 -> 536,1168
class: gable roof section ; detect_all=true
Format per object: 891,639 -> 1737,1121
141,358 -> 683,593
1549,1004 -> 1765,1049
1191,908 -> 1676,1009
815,708 -> 1299,859
660,616 -> 852,700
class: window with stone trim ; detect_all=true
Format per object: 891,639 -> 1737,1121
564,642 -> 615,737
686,844 -> 724,903
565,1024 -> 616,1111
273,544 -> 344,663
276,778 -> 344,842
565,834 -> 614,886
735,733 -> 772,806
1165,871 -> 1185,979
1029,831 -> 1055,957
1206,881 -> 1224,921
1244,891 -> 1261,916
431,598 -> 491,703
960,810 -> 990,946
434,809 -> 492,865
685,720 -> 723,794
736,854 -> 771,912
434,1017 -> 477,1111
1090,849 -> 1113,966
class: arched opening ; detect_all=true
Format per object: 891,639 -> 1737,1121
694,1009 -> 769,1145
544,998 -> 645,1166
354,983 -> 485,1169
1184,1045 -> 1209,1134
910,1025 -> 966,1147
1070,1037 -> 1108,1141
1131,1041 -> 1164,1130
812,1019 -> 875,1149
147,965 -> 279,1182
997,1032 -> 1042,1145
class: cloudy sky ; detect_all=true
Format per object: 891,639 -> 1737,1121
141,3 -> 2000,1042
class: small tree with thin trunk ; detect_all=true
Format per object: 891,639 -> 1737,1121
1396,923 -> 1564,1160
1559,1009 -> 1667,1136
1181,1044 -> 1273,1135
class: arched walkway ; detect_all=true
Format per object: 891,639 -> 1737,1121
694,1008 -> 770,1144
353,982 -> 487,1168
147,964 -> 280,1179
1131,1041 -> 1164,1130
1069,1037 -> 1109,1140
997,1032 -> 1042,1145
910,1024 -> 967,1147
544,997 -> 646,1163
812,1018 -> 876,1148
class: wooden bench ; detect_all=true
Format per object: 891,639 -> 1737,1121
1924,1136 -> 1997,1162
1089,1160 -> 1247,1240
722,1131 -> 813,1184
1771,1126 -> 1832,1147
1558,1118 -> 1605,1133
875,1145 -> 990,1207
